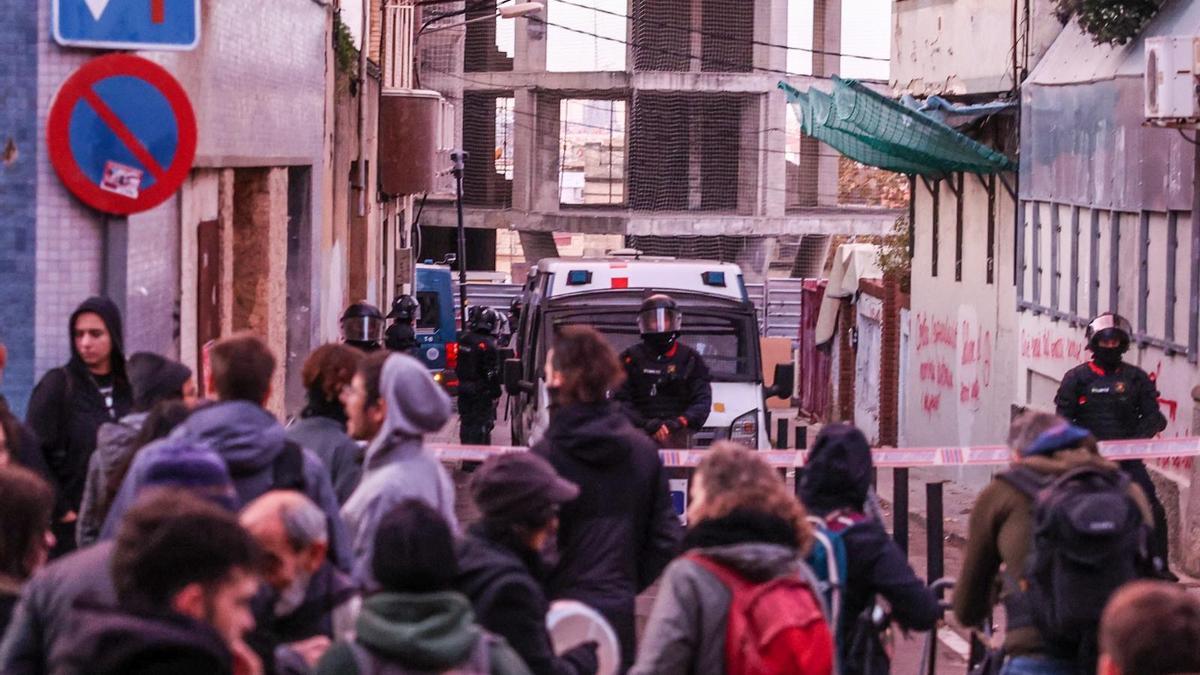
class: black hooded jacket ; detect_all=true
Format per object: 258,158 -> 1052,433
798,424 -> 940,659
26,298 -> 132,518
531,401 -> 682,668
49,604 -> 232,675
456,523 -> 597,675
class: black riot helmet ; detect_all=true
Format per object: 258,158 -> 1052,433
638,294 -> 682,355
468,306 -> 502,336
341,302 -> 385,350
387,294 -> 420,322
638,294 -> 683,335
1085,312 -> 1133,352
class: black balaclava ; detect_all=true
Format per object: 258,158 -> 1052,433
642,332 -> 677,356
1091,329 -> 1128,370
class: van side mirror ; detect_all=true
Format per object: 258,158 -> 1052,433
504,358 -> 533,396
765,363 -> 795,400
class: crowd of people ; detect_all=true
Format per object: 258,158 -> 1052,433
0,296 -> 1197,675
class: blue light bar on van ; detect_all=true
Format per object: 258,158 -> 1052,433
566,270 -> 593,285
701,271 -> 727,287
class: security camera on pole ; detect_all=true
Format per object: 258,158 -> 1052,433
450,150 -> 469,331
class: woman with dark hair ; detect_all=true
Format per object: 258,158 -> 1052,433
0,464 -> 56,634
316,499 -> 530,675
288,344 -> 365,504
533,325 -> 681,671
632,443 -> 834,675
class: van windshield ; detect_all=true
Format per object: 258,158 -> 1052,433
544,308 -> 757,381
416,291 -> 441,330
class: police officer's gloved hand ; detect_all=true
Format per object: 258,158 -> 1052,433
644,419 -> 665,435
562,640 -> 600,675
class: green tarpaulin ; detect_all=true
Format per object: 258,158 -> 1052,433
780,77 -> 1016,178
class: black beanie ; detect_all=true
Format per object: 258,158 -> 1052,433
126,353 -> 192,412
371,499 -> 458,593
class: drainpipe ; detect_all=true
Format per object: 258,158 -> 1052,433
358,0 -> 369,219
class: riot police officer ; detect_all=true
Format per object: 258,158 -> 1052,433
615,294 -> 712,448
341,302 -> 385,352
1054,312 -> 1173,577
457,306 -> 503,445
384,294 -> 420,355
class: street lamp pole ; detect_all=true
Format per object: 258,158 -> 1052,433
451,149 -> 469,332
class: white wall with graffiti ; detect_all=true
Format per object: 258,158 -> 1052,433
902,174 -> 1020,447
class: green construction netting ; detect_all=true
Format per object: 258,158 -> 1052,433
779,77 -> 1016,178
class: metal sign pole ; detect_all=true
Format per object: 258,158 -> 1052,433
451,150 -> 469,331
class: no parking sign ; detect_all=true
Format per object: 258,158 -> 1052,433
46,54 -> 197,215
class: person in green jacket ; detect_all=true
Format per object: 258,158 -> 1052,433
316,499 -> 531,675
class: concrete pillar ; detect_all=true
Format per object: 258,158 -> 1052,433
688,114 -> 703,210
1184,385 -> 1200,576
738,96 -> 761,216
514,0 -> 547,72
511,0 -> 548,223
689,0 -> 702,72
513,91 -> 561,215
810,0 -> 842,207
758,0 -> 789,218
230,167 -> 289,416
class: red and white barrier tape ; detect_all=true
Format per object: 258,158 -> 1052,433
427,436 -> 1200,469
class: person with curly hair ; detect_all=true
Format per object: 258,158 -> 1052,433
288,344 -> 366,504
632,442 -> 833,675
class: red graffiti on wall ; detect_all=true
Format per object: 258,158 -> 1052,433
1020,329 -> 1085,362
918,360 -> 954,389
922,393 -> 941,414
915,313 -> 958,352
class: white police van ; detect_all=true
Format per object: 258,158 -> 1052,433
503,252 -> 792,449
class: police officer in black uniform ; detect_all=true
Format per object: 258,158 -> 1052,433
615,294 -> 713,448
1054,312 -> 1173,577
384,294 -> 420,355
341,302 -> 385,352
457,306 -> 503,445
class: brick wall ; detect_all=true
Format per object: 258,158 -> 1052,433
0,0 -> 40,413
839,157 -> 910,209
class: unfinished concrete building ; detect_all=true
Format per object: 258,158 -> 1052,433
417,0 -> 899,279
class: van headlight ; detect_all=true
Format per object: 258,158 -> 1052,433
729,410 -> 758,447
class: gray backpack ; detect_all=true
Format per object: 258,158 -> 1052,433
346,634 -> 494,675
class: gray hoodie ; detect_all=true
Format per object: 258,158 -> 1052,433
340,355 -> 456,587
101,401 -> 352,571
76,412 -> 148,547
0,541 -> 117,674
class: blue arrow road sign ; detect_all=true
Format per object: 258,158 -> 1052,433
53,0 -> 200,51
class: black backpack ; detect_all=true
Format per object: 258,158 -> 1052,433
271,441 -> 308,492
999,465 -> 1150,668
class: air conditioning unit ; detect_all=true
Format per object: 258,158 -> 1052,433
1145,36 -> 1200,122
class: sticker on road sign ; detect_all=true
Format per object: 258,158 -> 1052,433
100,161 -> 143,199
53,0 -> 200,51
47,54 -> 197,215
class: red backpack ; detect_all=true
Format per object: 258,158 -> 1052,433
688,553 -> 836,675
